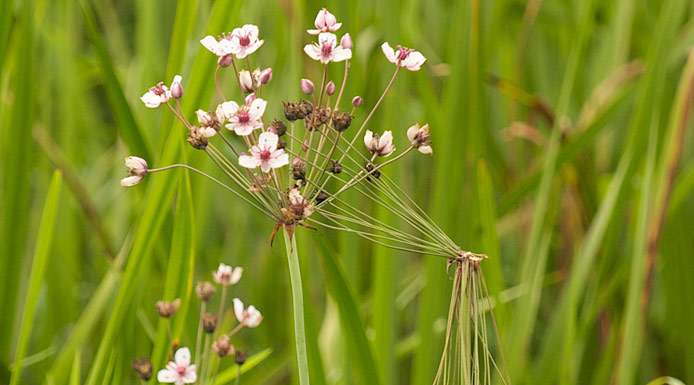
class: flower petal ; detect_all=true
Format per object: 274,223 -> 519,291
157,368 -> 178,383
200,36 -> 221,55
140,91 -> 162,108
271,152 -> 289,169
175,347 -> 191,367
304,44 -> 322,61
233,298 -> 245,322
181,366 -> 197,383
381,42 -> 397,65
330,47 -> 352,62
258,131 -> 279,149
120,175 -> 142,187
239,154 -> 261,169
418,145 -> 433,155
404,51 -> 426,71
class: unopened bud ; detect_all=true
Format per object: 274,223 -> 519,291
293,157 -> 304,167
301,78 -> 314,95
202,313 -> 218,334
330,160 -> 342,174
245,93 -> 257,105
196,281 -> 216,301
352,96 -> 363,107
218,54 -> 233,68
271,119 -> 287,136
259,68 -> 273,84
155,298 -> 181,318
340,33 -> 353,49
326,81 -> 336,96
239,70 -> 255,93
171,76 -> 183,99
132,357 -> 153,381
213,335 -> 235,357
235,350 -> 248,366
278,138 -> 287,149
196,110 -> 216,127
315,191 -> 329,203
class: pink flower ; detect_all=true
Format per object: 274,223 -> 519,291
381,42 -> 426,71
200,34 -> 235,66
120,156 -> 147,187
157,347 -> 197,385
304,32 -> 351,64
219,97 -> 267,136
308,8 -> 342,35
230,24 -> 264,59
364,130 -> 395,157
407,123 -> 433,155
233,298 -> 263,328
140,75 -> 182,108
212,263 -> 243,286
239,132 -> 289,173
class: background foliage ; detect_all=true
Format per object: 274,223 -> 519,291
1,0 -> 693,384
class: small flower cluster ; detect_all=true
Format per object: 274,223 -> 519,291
125,7 -> 473,269
132,263 -> 262,385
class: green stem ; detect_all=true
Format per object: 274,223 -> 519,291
282,227 -> 310,385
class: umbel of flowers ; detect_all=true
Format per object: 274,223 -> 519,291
132,263 -> 262,385
124,7 -> 506,385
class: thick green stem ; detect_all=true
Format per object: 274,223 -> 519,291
282,227 -> 310,385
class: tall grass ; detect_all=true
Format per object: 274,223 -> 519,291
1,0 -> 693,384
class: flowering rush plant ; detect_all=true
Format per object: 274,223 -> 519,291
124,7 -> 508,384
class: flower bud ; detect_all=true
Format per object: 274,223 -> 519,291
301,78 -> 314,95
196,281 -> 216,301
330,160 -> 342,174
326,81 -> 336,96
239,70 -> 255,93
218,54 -> 233,68
213,335 -> 235,357
271,119 -> 287,136
132,357 -> 153,381
245,92 -> 257,105
171,76 -> 183,99
340,33 -> 353,49
196,109 -> 216,127
155,298 -> 181,318
352,96 -> 363,107
292,157 -> 304,167
235,350 -> 248,366
315,191 -> 329,203
259,68 -> 273,84
202,313 -> 218,334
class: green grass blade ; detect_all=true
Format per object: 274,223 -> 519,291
282,228 -> 310,385
9,170 -> 63,385
77,0 -> 151,160
0,0 -> 34,360
314,235 -> 381,385
212,348 -> 273,384
69,350 -> 81,385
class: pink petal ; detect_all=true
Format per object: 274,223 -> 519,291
181,366 -> 197,383
304,44 -> 322,61
318,32 -> 337,47
175,347 -> 191,367
258,132 -> 278,149
249,98 -> 267,119
270,152 -> 289,169
140,91 -> 162,108
307,29 -> 322,35
329,22 -> 342,31
120,175 -> 142,187
260,161 -> 272,173
233,298 -> 245,322
239,154 -> 261,169
330,47 -> 352,62
157,368 -> 179,383
200,36 -> 221,55
381,42 -> 398,65
404,51 -> 426,71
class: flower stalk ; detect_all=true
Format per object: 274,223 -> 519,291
282,226 -> 310,385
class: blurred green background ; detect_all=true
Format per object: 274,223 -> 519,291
1,0 -> 694,384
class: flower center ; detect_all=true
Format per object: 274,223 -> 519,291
259,149 -> 271,161
176,366 -> 186,375
238,34 -> 251,47
151,82 -> 166,95
321,42 -> 333,57
237,112 -> 250,123
396,45 -> 413,61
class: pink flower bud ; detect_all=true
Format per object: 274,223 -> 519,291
259,68 -> 273,84
326,81 -> 336,96
218,55 -> 233,68
292,157 -> 304,167
245,93 -> 257,105
352,96 -> 363,107
170,75 -> 183,99
301,78 -> 314,95
340,33 -> 352,49
239,70 -> 255,93
267,125 -> 277,134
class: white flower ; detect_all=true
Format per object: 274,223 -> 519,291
364,130 -> 396,157
233,298 -> 263,328
212,263 -> 243,286
406,123 -> 433,155
304,32 -> 351,64
229,24 -> 264,59
120,156 -> 147,187
239,132 -> 289,173
140,75 -> 182,108
381,42 -> 426,71
221,98 -> 267,136
308,8 -> 342,35
157,347 -> 197,385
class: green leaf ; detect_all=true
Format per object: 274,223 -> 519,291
10,170 -> 63,385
